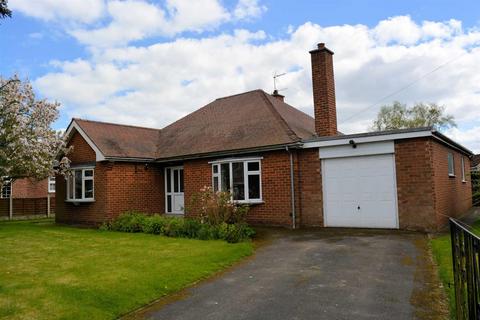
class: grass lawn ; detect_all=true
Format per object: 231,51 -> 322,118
0,219 -> 253,320
430,219 -> 480,318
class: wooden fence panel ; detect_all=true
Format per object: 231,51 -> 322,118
0,197 -> 55,217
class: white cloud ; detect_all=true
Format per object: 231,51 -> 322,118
446,127 -> 480,153
71,0 -> 167,47
372,16 -> 422,45
165,0 -> 230,33
33,15 -> 480,152
234,0 -> 267,20
10,0 -> 105,24
70,0 -> 232,47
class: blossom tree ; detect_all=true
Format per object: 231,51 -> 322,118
0,75 -> 70,192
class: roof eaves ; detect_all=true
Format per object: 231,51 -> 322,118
431,130 -> 473,156
154,142 -> 303,163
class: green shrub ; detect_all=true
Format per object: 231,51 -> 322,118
472,171 -> 480,206
224,223 -> 256,243
104,211 -> 255,243
163,218 -> 185,237
110,211 -> 147,233
143,215 -> 168,235
98,222 -> 112,231
183,219 -> 202,238
197,224 -> 215,240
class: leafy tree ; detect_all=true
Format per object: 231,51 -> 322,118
0,75 -> 70,190
371,101 -> 456,131
0,0 -> 11,19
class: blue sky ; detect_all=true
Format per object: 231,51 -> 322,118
1,0 -> 480,151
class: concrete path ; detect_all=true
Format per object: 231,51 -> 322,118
128,229 -> 448,320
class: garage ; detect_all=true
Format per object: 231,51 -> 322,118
320,141 -> 399,229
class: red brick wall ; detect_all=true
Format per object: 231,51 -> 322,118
104,162 -> 164,221
67,131 -> 97,163
12,178 -> 52,198
394,137 -> 472,231
184,150 -> 295,227
431,140 -> 472,227
297,149 -> 323,227
394,138 -> 437,231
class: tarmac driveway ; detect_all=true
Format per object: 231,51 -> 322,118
128,229 -> 448,320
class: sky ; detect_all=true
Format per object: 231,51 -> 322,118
1,0 -> 480,152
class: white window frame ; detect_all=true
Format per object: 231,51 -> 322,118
48,176 -> 56,193
65,167 -> 95,202
210,157 -> 263,204
1,179 -> 11,199
461,156 -> 466,182
448,153 -> 455,177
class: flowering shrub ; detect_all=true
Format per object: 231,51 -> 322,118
0,75 -> 72,189
189,186 -> 250,225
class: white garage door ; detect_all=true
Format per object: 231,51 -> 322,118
322,154 -> 398,229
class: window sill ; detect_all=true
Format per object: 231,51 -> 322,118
448,174 -> 456,178
65,199 -> 95,204
235,200 -> 264,205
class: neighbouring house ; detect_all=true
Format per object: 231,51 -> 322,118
472,154 -> 480,171
1,177 -> 56,219
56,43 -> 473,231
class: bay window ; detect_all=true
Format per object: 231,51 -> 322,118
66,168 -> 94,201
211,158 -> 262,203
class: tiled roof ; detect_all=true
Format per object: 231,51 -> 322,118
72,90 -> 316,160
73,119 -> 160,159
155,90 -> 315,159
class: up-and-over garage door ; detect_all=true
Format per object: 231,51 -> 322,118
321,142 -> 399,229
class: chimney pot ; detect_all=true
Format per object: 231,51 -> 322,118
272,89 -> 285,102
310,43 -> 338,137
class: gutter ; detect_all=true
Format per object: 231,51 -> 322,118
286,146 -> 296,229
153,142 -> 303,163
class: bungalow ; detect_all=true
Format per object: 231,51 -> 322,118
56,43 -> 473,231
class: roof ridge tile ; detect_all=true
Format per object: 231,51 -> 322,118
74,118 -> 160,131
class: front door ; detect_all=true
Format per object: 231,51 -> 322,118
165,167 -> 184,214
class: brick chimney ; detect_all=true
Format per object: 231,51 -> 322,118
271,89 -> 285,102
309,43 -> 337,136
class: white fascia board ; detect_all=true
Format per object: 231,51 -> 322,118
208,157 -> 264,164
319,141 -> 394,159
65,120 -> 106,162
303,130 -> 432,149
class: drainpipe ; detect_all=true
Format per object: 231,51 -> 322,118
286,146 -> 296,229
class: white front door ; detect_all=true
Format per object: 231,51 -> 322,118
165,167 -> 184,214
322,154 -> 398,229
